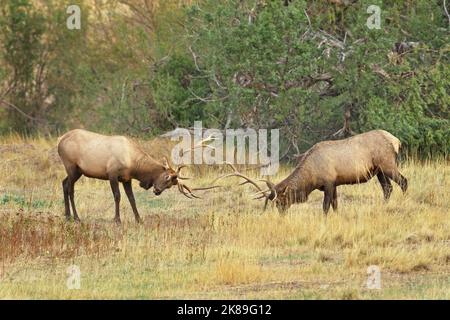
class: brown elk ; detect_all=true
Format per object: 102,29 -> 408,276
215,130 -> 408,214
57,129 -> 217,224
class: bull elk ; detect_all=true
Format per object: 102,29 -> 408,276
215,130 -> 408,213
57,129 -> 217,224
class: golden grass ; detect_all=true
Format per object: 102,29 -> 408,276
0,135 -> 449,299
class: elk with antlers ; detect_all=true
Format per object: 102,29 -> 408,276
215,130 -> 408,214
57,129 -> 217,224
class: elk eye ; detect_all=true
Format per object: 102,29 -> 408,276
166,175 -> 172,181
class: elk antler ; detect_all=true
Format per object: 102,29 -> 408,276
175,164 -> 190,180
260,180 -> 277,201
259,180 -> 277,210
162,156 -> 172,170
177,182 -> 221,199
177,183 -> 200,199
212,163 -> 276,204
175,163 -> 221,199
212,163 -> 264,193
181,134 -> 216,156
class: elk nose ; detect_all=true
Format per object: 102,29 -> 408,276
154,188 -> 162,195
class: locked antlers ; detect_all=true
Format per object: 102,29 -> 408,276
162,157 -> 221,199
212,162 -> 277,209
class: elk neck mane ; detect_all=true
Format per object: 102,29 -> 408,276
278,145 -> 317,190
132,141 -> 165,177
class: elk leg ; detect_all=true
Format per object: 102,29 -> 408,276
331,186 -> 338,211
394,173 -> 408,193
68,171 -> 82,222
377,172 -> 393,200
109,177 -> 121,224
122,181 -> 143,224
322,185 -> 334,214
385,169 -> 408,193
62,177 -> 71,220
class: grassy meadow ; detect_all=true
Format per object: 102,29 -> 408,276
0,135 -> 449,299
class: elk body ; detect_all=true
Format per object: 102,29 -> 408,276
58,129 -> 214,223
217,130 -> 408,214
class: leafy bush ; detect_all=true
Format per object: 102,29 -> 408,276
0,0 -> 448,157
150,0 -> 449,157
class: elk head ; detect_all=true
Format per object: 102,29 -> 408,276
153,157 -> 220,198
263,183 -> 295,212
150,157 -> 181,195
261,181 -> 308,212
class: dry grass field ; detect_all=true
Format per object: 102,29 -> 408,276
0,135 -> 449,299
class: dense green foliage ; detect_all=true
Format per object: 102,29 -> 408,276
0,0 -> 448,157
0,0 -> 88,132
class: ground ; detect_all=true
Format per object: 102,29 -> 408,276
0,136 -> 448,299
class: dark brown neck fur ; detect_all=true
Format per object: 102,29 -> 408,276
133,154 -> 165,187
276,159 -> 314,203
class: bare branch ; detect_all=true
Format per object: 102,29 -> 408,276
188,46 -> 202,72
187,87 -> 228,103
0,99 -> 42,122
444,0 -> 450,26
304,9 -> 312,30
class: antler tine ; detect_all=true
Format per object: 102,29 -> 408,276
177,183 -> 195,199
211,172 -> 235,184
176,164 -> 191,180
180,183 -> 201,199
178,182 -> 221,199
251,188 -> 270,197
213,172 -> 266,194
259,178 -> 273,185
259,179 -> 277,201
174,162 -> 221,198
191,185 -> 221,191
181,144 -> 211,156
200,134 -> 216,145
162,156 -> 174,170
225,162 -> 238,172
253,194 -> 268,200
263,197 -> 270,210
181,134 -> 217,156
212,162 -> 268,195
261,180 -> 277,210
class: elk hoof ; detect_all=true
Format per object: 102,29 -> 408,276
135,217 -> 143,224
